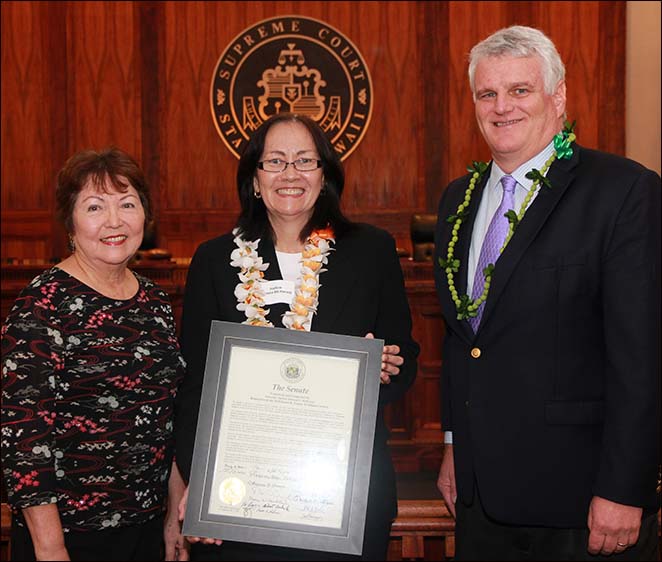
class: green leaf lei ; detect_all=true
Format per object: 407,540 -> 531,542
440,121 -> 576,320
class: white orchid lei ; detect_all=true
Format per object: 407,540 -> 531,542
230,229 -> 271,326
231,227 -> 335,330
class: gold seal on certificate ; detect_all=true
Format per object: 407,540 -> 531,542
280,357 -> 306,383
219,477 -> 246,506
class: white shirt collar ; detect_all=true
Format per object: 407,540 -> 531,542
488,139 -> 557,192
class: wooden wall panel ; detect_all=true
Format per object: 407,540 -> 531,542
597,1 -> 626,151
408,290 -> 445,443
544,1 -> 602,149
1,2 -> 67,211
65,1 -> 141,157
337,2 -> 425,213
1,1 -> 627,261
161,1 -> 231,211
137,1 -> 165,223
0,212 -> 53,263
422,2 -> 450,211
1,1 -> 68,259
1,1 -> 142,260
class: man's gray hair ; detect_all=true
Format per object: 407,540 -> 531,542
468,25 -> 566,96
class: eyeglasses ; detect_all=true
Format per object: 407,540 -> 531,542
257,158 -> 323,173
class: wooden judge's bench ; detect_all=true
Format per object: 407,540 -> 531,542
0,256 -> 452,560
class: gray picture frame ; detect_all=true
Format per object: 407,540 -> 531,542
182,320 -> 383,555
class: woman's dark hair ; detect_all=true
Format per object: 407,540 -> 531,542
235,113 -> 352,242
55,147 -> 152,233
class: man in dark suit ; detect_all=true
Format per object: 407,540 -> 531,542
434,25 -> 660,560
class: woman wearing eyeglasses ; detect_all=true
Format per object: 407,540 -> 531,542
173,113 -> 419,561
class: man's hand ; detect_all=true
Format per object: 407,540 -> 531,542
436,444 -> 457,518
587,495 -> 642,555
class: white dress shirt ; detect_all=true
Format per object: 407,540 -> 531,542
466,140 -> 556,291
275,250 -> 301,282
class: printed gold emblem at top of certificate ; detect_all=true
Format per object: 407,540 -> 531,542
281,357 -> 306,383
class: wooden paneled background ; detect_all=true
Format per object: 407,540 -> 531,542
1,0 -> 625,260
1,1 -> 626,474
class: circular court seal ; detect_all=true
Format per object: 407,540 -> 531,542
210,15 -> 373,160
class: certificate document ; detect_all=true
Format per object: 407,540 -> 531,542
208,345 -> 357,528
183,321 -> 383,555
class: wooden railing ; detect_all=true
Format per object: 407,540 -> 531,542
389,500 -> 455,561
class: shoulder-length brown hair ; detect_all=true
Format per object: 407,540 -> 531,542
55,147 -> 152,233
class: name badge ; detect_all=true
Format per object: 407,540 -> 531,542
262,280 -> 295,305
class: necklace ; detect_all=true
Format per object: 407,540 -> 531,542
440,123 -> 576,320
231,227 -> 335,330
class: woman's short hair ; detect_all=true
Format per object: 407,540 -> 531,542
468,25 -> 565,97
235,113 -> 352,242
55,147 -> 152,233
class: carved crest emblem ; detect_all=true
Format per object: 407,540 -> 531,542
211,15 -> 373,160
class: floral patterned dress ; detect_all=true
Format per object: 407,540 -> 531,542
1,267 -> 185,532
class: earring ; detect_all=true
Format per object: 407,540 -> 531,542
254,190 -> 262,199
68,235 -> 76,253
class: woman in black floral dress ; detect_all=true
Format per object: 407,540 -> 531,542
1,148 -> 188,561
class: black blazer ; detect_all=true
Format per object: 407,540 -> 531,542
174,223 -> 419,537
434,145 -> 660,527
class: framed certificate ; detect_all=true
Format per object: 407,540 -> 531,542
182,320 -> 384,555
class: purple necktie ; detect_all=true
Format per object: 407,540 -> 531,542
468,174 -> 517,332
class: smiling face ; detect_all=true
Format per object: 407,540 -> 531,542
473,55 -> 566,172
253,121 -> 323,230
71,176 -> 145,268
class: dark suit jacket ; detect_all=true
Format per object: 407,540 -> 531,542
434,145 -> 660,527
174,223 -> 419,552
